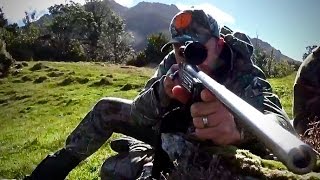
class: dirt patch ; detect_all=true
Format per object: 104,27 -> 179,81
37,100 -> 49,104
75,77 -> 89,84
0,98 -> 8,104
58,77 -> 75,86
45,68 -> 59,72
33,76 -> 48,83
90,78 -> 112,87
11,95 -> 31,101
47,71 -> 64,77
21,75 -> 33,82
120,83 -> 141,91
68,71 -> 76,75
29,63 -> 49,71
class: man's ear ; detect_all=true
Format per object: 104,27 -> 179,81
217,37 -> 225,52
218,37 -> 225,47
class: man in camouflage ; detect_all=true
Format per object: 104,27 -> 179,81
26,9 -> 296,180
293,46 -> 320,135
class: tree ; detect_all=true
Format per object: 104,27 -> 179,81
303,45 -> 317,60
0,39 -> 15,77
0,9 -> 15,76
83,0 -> 112,60
46,1 -> 132,62
0,9 -> 41,61
97,13 -> 133,63
253,45 -> 294,78
84,0 -> 134,63
48,2 -> 92,60
144,32 -> 170,64
22,11 -> 37,28
0,7 -> 8,28
253,47 -> 267,70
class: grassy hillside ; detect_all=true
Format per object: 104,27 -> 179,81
0,61 -> 154,179
268,72 -> 296,119
0,61 -> 316,179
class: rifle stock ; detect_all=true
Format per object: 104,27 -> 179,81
179,63 -> 316,175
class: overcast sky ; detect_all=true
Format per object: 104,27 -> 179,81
1,0 -> 319,61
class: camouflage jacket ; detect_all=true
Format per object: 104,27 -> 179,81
293,46 -> 320,134
131,43 -> 296,151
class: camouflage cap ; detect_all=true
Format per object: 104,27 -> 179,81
161,9 -> 220,52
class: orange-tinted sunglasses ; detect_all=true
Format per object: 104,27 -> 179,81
174,12 -> 192,30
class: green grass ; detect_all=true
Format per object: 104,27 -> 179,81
0,61 -> 299,179
0,61 -> 154,179
268,72 -> 297,119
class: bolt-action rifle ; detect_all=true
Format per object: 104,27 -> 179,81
177,41 -> 316,175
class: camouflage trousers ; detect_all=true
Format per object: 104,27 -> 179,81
64,97 -> 157,179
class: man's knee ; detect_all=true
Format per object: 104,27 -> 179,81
93,97 -> 132,116
94,97 -> 132,109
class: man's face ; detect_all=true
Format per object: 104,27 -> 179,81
198,37 -> 222,76
173,37 -> 222,76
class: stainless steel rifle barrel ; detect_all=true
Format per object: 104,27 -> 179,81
184,64 -> 316,174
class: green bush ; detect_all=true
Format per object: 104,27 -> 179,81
144,33 -> 170,64
126,51 -> 148,67
5,25 -> 40,61
253,48 -> 295,78
66,39 -> 86,61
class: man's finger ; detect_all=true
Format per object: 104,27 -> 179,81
172,85 -> 191,104
200,88 -> 217,102
190,101 -> 224,117
193,114 -> 219,129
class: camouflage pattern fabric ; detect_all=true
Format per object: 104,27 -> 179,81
293,46 -> 320,134
161,9 -> 219,52
64,97 -> 157,179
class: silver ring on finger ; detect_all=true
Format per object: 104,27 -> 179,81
202,116 -> 208,128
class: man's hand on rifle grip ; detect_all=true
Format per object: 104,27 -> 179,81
190,88 -> 241,145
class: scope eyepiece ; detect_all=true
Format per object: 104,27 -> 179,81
180,41 -> 207,65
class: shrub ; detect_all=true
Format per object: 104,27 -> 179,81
144,33 -> 170,64
126,51 -> 148,67
66,39 -> 86,61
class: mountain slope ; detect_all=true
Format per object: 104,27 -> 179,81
108,0 -> 179,50
108,0 -> 298,63
251,38 -> 299,63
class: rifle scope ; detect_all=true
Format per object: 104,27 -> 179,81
181,41 -> 207,65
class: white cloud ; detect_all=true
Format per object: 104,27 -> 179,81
114,0 -> 134,7
1,0 -> 85,23
176,3 -> 235,26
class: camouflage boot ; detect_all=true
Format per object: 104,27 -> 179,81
100,136 -> 154,180
24,148 -> 81,180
